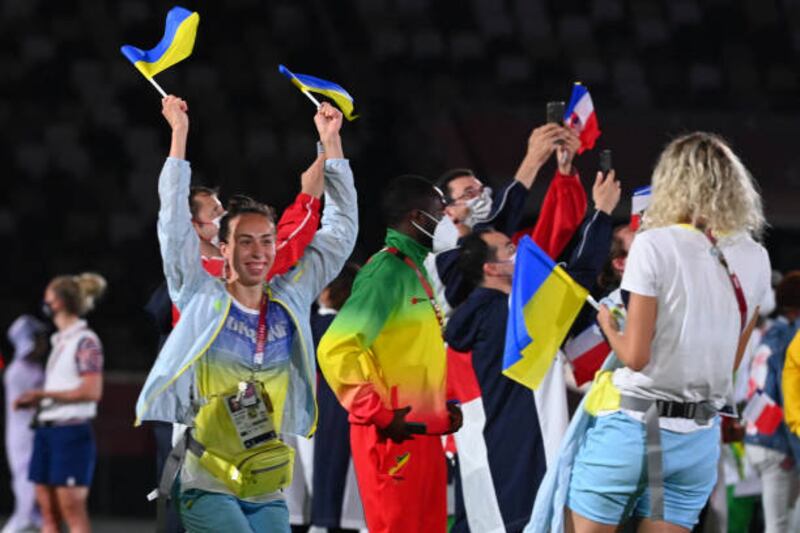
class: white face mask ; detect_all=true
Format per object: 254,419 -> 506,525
488,250 -> 516,280
209,214 -> 224,248
432,213 -> 460,252
462,187 -> 493,228
412,210 -> 459,252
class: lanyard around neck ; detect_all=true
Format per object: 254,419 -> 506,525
254,292 -> 269,367
384,247 -> 445,332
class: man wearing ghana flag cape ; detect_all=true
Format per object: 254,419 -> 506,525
318,175 -> 463,533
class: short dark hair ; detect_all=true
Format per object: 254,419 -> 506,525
457,228 -> 497,288
776,271 -> 800,312
436,168 -> 476,200
218,195 -> 276,244
189,186 -> 220,219
381,174 -> 441,227
326,262 -> 361,310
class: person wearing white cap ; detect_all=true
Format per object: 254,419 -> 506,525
3,315 -> 47,533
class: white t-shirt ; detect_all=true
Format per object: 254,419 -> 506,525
612,225 -> 771,432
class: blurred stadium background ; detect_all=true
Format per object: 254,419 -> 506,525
1,0 -> 799,523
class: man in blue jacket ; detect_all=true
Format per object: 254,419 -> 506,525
428,124 -> 581,315
445,175 -> 619,532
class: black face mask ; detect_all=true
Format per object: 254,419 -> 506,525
41,301 -> 54,319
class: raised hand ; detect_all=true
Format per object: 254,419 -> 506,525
592,169 -> 621,215
556,127 -> 581,175
314,102 -> 344,159
314,102 -> 343,141
162,95 -> 189,159
161,95 -> 189,132
525,123 -> 568,169
515,123 -> 572,188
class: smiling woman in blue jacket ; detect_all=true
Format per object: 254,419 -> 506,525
135,96 -> 358,533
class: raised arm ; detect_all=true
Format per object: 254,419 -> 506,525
275,103 -> 358,305
157,95 -> 211,308
513,123 -> 575,189
268,154 -> 323,279
565,170 -> 620,288
479,124 -> 576,238
517,130 -> 587,257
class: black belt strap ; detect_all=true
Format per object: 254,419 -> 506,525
619,395 -> 717,522
155,429 -> 205,533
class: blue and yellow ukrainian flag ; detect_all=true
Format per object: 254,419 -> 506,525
503,236 -> 589,389
279,64 -> 358,121
121,6 -> 199,78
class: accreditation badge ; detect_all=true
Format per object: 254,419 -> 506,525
224,381 -> 277,449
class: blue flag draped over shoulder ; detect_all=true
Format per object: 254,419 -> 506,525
503,236 -> 589,389
121,6 -> 199,78
279,64 -> 358,121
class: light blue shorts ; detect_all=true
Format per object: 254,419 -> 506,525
178,488 -> 289,533
567,411 -> 720,530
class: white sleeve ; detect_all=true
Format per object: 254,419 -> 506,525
620,231 -> 661,298
757,246 -> 774,315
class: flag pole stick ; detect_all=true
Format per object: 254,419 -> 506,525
147,76 -> 168,98
301,89 -> 322,109
585,294 -> 601,311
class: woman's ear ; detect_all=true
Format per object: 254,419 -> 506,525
612,256 -> 626,275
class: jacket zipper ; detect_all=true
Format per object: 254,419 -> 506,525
270,296 -> 318,437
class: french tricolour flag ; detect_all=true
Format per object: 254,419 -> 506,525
563,324 -> 611,387
630,185 -> 652,231
742,390 -> 784,436
564,82 -> 601,154
447,347 -> 568,532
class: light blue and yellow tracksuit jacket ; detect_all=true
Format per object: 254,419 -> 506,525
134,157 -> 357,438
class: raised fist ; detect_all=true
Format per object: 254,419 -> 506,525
162,95 -> 189,132
313,101 -> 343,142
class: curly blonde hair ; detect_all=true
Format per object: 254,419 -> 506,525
642,132 -> 765,238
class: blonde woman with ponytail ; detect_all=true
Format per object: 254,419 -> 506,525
15,272 -> 107,533
563,133 -> 773,532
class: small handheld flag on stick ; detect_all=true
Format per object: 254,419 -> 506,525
564,82 -> 601,154
120,6 -> 200,97
278,65 -> 358,121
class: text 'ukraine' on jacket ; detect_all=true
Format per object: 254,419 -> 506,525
134,157 -> 358,438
